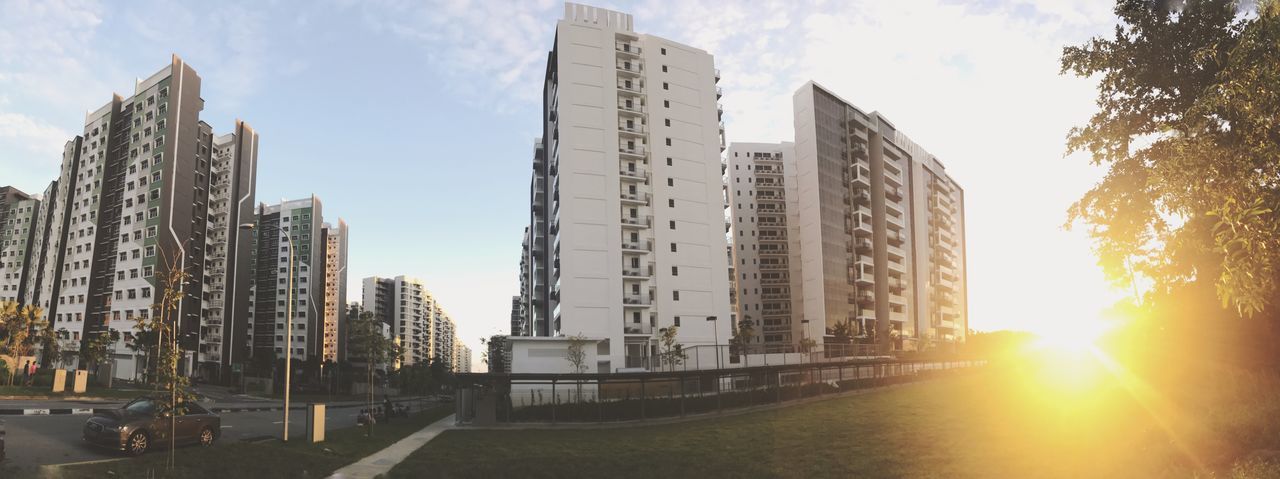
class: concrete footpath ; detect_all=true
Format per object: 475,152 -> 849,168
327,413 -> 456,479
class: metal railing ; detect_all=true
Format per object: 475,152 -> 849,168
454,356 -> 983,425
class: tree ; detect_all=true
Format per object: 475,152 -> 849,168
38,322 -> 62,368
799,337 -> 817,353
80,329 -> 121,380
658,326 -> 687,371
730,317 -> 755,355
348,310 -> 399,435
832,319 -> 855,344
1062,0 -> 1280,316
1,303 -> 46,386
565,333 -> 589,374
143,248 -> 197,470
564,334 -> 589,402
481,335 -> 508,373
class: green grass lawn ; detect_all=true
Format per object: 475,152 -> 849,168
388,361 -> 1280,479
51,404 -> 454,479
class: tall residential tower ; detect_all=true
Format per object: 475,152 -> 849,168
520,3 -> 733,372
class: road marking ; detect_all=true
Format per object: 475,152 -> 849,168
221,425 -> 234,428
272,421 -> 283,424
24,409 -> 50,415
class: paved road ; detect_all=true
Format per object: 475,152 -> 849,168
1,403 -> 400,474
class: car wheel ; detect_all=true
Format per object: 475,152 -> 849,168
199,426 -> 215,447
126,431 -> 149,456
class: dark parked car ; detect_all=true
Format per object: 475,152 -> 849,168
83,397 -> 220,456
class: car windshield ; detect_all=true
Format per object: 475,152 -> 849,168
123,398 -> 157,415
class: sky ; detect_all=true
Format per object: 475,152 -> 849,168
0,0 -> 1127,366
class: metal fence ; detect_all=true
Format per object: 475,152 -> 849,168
624,343 -> 885,373
455,357 -> 983,425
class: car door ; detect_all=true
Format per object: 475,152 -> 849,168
173,402 -> 202,444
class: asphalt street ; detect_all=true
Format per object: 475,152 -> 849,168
1,402 -> 386,472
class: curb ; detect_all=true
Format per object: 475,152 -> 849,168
0,408 -> 99,415
0,398 -> 442,416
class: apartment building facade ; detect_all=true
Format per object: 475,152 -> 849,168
197,122 -> 258,381
248,197 -> 325,361
23,57 -> 256,380
726,142 -> 805,349
520,3 -> 733,373
361,275 -> 459,369
322,220 -> 348,363
0,186 -> 39,304
780,81 -> 967,351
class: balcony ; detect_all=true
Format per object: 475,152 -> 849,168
622,296 -> 652,307
857,292 -> 875,307
618,123 -> 646,136
620,216 -> 652,228
759,247 -> 789,256
623,320 -> 653,335
716,86 -> 723,99
761,292 -> 788,300
616,62 -> 643,76
886,187 -> 903,202
760,262 -> 788,270
619,169 -> 649,181
621,241 -> 652,252
619,145 -> 647,159
615,42 -> 642,56
622,265 -> 652,278
620,191 -> 650,205
714,68 -> 721,83
617,102 -> 646,115
757,207 -> 786,216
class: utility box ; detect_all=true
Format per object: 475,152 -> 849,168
72,370 -> 88,394
306,403 -> 325,443
51,369 -> 67,393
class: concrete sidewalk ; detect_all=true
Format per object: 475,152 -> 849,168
327,413 -> 456,479
0,396 -> 440,415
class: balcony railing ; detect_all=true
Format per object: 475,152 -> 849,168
620,192 -> 651,205
618,123 -> 646,134
622,266 -> 653,278
618,102 -> 646,114
619,145 -> 647,158
620,216 -> 652,228
623,296 -> 652,306
621,241 -> 653,252
615,43 -> 642,55
616,62 -> 643,75
619,169 -> 649,181
623,321 -> 653,335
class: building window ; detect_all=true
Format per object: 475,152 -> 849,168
674,316 -> 681,327
672,266 -> 678,276
662,65 -> 668,72
667,178 -> 674,187
662,82 -> 669,90
663,100 -> 670,108
673,291 -> 680,301
670,243 -> 677,252
665,138 -> 672,146
668,199 -> 675,208
669,220 -> 676,230
661,47 -> 667,55
666,157 -> 673,166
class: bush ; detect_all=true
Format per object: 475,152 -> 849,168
31,368 -> 57,387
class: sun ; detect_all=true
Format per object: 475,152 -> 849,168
1030,316 -> 1114,355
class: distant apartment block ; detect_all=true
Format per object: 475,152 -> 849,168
322,220 -> 349,363
362,275 -> 460,369
726,142 -> 803,348
728,82 -> 967,353
519,3 -> 733,372
249,197 -> 329,362
0,186 -> 39,304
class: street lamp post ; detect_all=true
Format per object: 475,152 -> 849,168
706,316 -> 719,370
241,219 -> 293,442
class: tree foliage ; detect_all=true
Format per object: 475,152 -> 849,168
565,333 -> 589,374
1063,0 -> 1280,316
1,302 -> 47,385
658,326 -> 687,371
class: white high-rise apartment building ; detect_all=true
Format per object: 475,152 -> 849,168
727,142 -> 804,348
520,3 -> 733,372
729,83 -> 969,353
